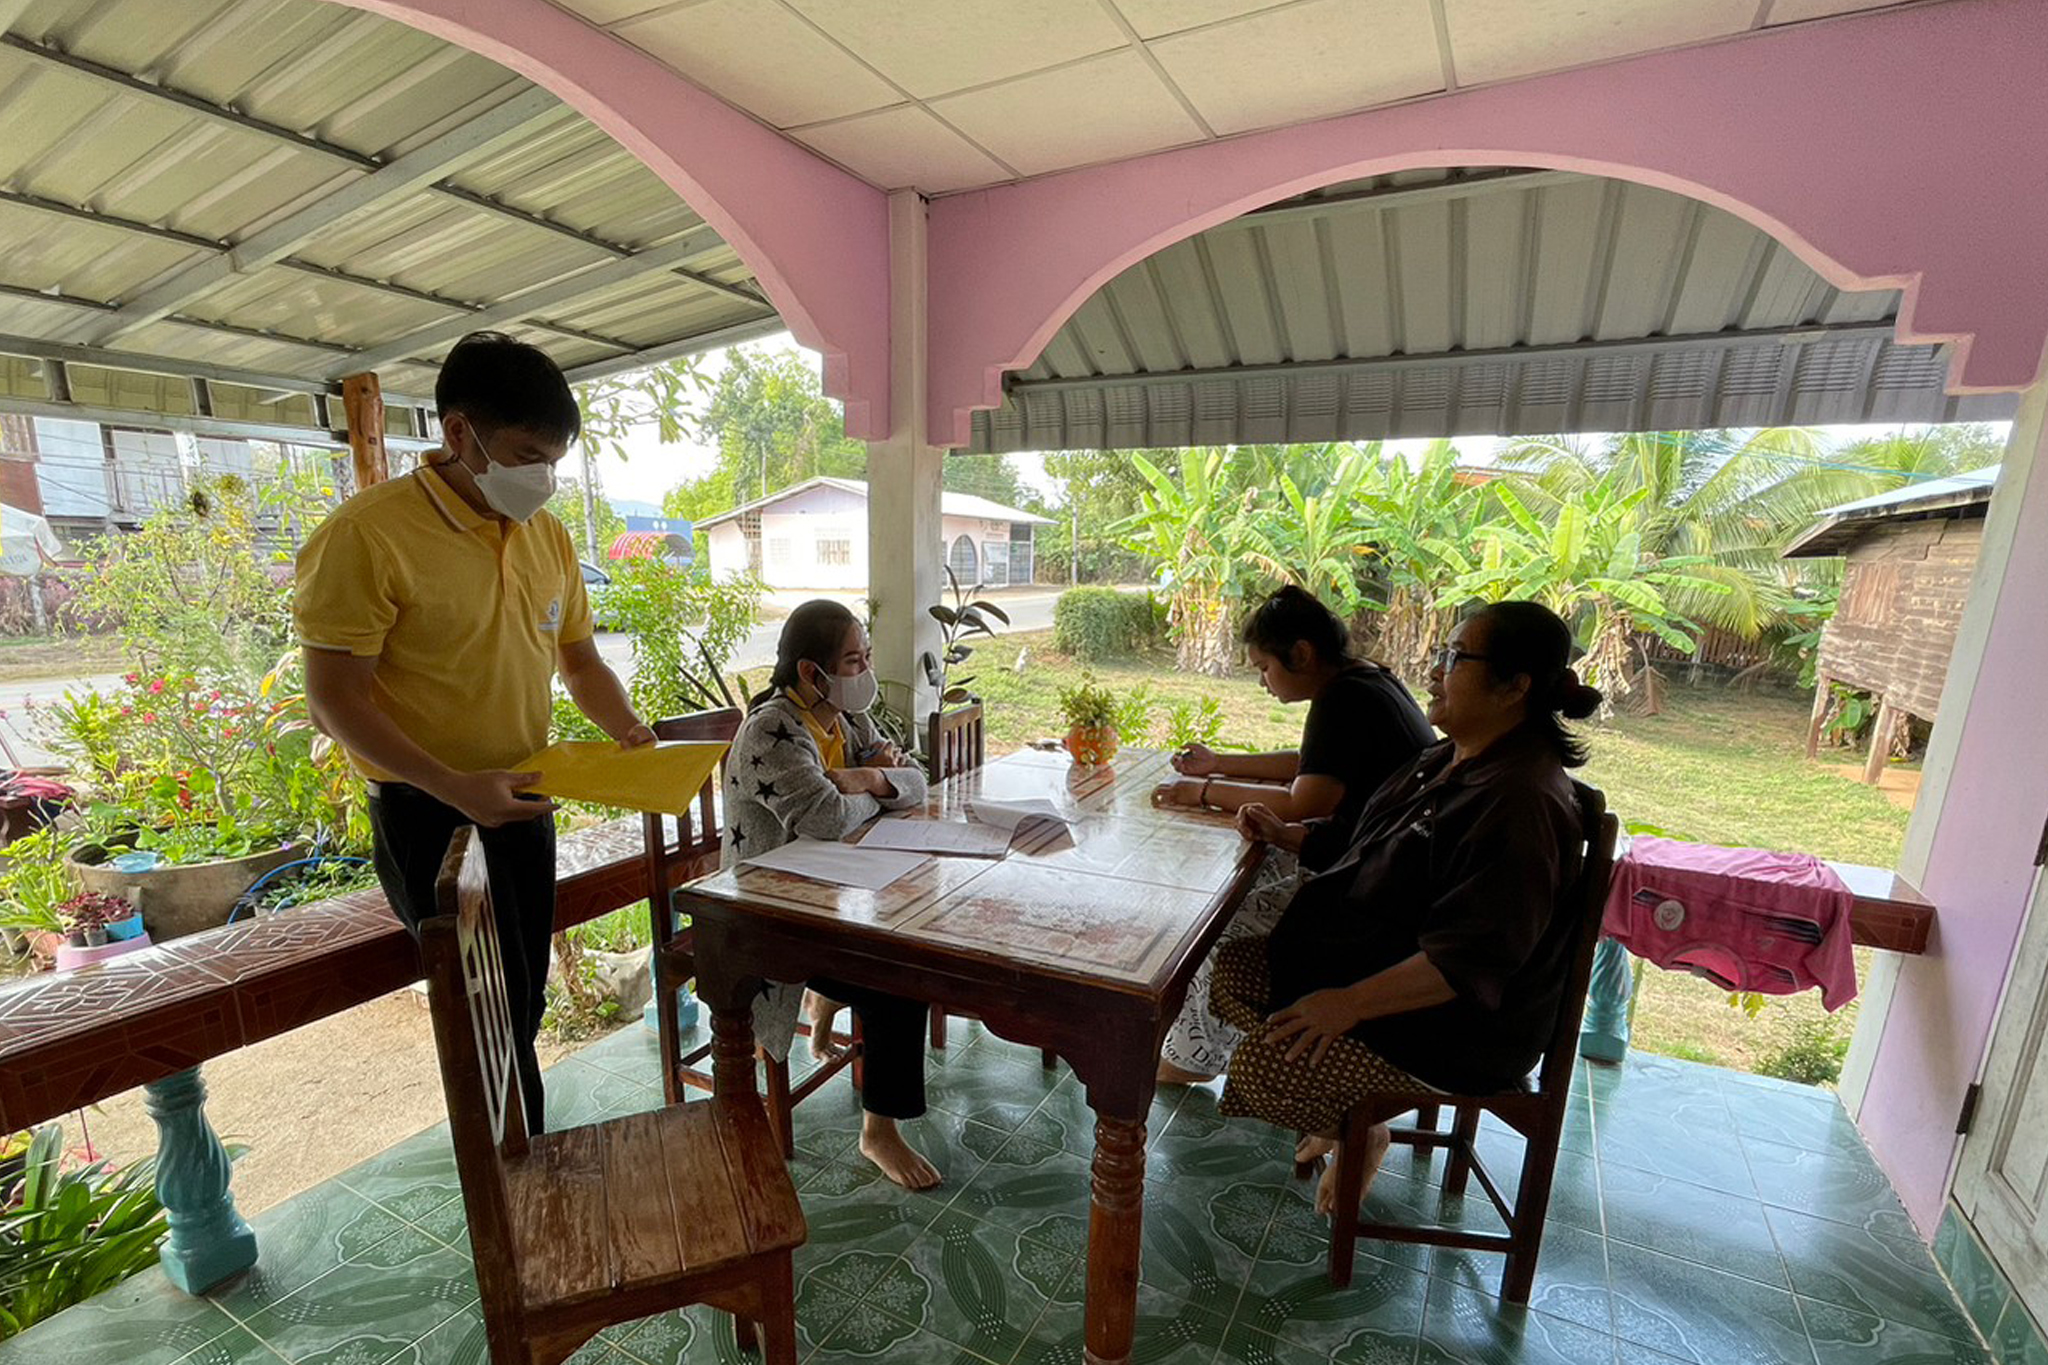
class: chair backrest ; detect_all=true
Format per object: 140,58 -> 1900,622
419,828 -> 523,1307
1535,782 -> 1620,1095
926,700 -> 986,782
643,707 -> 744,912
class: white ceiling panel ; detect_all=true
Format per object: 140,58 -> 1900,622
930,50 -> 1206,177
785,0 -> 1127,99
614,0 -> 899,128
1767,0 -> 1917,21
1150,0 -> 1442,136
1107,0 -> 1295,40
795,104 -> 1011,191
1443,0 -> 1757,86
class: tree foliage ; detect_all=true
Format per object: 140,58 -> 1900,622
666,348 -> 866,515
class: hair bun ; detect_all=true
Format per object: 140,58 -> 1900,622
1558,671 -> 1603,721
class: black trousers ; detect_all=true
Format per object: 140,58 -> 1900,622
369,784 -> 556,1136
812,976 -> 928,1120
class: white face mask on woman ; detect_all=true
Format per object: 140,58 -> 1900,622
468,430 -> 556,523
808,663 -> 878,715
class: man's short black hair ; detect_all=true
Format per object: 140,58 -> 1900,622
434,331 -> 581,445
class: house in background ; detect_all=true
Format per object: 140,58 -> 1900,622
1783,467 -> 1996,783
698,477 -> 1049,590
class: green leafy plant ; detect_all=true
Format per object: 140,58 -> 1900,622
1056,673 -> 1120,731
1756,1014 -> 1851,1087
923,567 -> 1010,707
0,1126 -> 170,1338
592,560 -> 760,724
1822,683 -> 1876,744
1051,587 -> 1158,662
1163,696 -> 1226,751
0,828 -> 73,935
1113,684 -> 1154,746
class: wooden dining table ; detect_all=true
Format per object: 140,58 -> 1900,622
679,746 -> 1266,1365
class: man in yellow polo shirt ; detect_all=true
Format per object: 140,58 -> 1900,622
296,331 -> 652,1134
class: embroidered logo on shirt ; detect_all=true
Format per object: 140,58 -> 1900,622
539,597 -> 562,633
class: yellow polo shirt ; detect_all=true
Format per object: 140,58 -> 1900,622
294,463 -> 592,782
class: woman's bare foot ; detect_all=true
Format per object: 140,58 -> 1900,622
1156,1059 -> 1214,1086
1314,1122 -> 1392,1216
857,1115 -> 941,1190
1295,1134 -> 1337,1165
803,990 -> 846,1061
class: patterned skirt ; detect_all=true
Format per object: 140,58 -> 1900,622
1157,852 -> 1300,1079
1211,936 -> 1427,1135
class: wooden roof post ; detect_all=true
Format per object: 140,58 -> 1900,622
341,372 -> 389,490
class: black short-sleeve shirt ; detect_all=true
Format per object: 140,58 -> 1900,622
1294,664 -> 1436,833
1268,733 -> 1587,1093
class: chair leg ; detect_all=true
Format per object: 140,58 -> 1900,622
850,1015 -> 866,1093
1040,1048 -> 1058,1070
1500,1121 -> 1565,1305
1443,1106 -> 1481,1198
734,1315 -> 759,1355
1414,1103 -> 1441,1134
930,1006 -> 949,1049
761,1253 -> 799,1365
1326,1107 -> 1370,1288
763,1052 -> 795,1158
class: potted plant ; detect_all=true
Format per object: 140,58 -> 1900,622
1057,673 -> 1122,768
56,892 -> 128,948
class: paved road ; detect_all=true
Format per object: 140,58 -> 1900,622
0,588 -> 1074,767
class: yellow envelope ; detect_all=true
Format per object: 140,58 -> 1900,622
514,740 -> 728,812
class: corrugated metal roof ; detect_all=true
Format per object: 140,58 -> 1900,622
1782,466 -> 1999,557
968,168 -> 2016,452
0,0 -> 781,448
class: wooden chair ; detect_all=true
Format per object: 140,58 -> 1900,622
926,699 -> 985,783
643,708 -> 864,1156
421,828 -> 805,1365
1324,783 -> 1619,1303
922,701 -> 1056,1069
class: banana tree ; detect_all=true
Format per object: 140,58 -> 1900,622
1111,448 -> 1255,675
1237,446 -> 1374,616
1349,441 -> 1495,679
1456,475 -> 1727,712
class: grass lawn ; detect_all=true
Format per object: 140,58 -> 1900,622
970,628 -> 1907,1079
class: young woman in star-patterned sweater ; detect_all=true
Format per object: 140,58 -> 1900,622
723,598 -> 937,1189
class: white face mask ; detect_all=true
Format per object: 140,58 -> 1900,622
808,664 -> 878,715
467,431 -> 556,523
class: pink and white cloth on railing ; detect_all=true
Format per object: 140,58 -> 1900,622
1601,835 -> 1858,1010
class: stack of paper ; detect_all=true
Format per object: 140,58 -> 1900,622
967,796 -> 1072,831
859,817 -> 1012,858
741,838 -> 931,890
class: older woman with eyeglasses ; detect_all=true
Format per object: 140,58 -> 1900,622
1211,600 -> 1603,1213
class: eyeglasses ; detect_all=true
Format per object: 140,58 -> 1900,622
1431,646 -> 1491,675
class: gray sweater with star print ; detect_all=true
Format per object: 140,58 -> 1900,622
722,692 -> 929,1058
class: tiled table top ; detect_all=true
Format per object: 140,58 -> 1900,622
683,748 -> 1252,989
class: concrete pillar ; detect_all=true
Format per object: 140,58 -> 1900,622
865,191 -> 944,734
1839,369 -> 2048,1237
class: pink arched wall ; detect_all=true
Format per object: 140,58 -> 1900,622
324,0 -> 896,439
925,0 -> 2048,448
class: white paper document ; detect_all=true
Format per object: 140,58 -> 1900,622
859,817 -> 1012,858
741,838 -> 931,890
967,796 -> 1073,832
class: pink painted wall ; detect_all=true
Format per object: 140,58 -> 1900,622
1861,401 -> 2048,1237
324,0 -> 894,439
927,0 -> 2048,446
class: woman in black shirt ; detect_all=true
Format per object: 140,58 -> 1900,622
1155,586 -> 1433,1084
1152,586 -> 1432,831
1213,600 -> 1602,1212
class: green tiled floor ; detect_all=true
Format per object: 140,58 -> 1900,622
0,1027 -> 1999,1365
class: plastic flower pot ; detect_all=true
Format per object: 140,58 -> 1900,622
1063,723 -> 1120,768
83,925 -> 107,948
